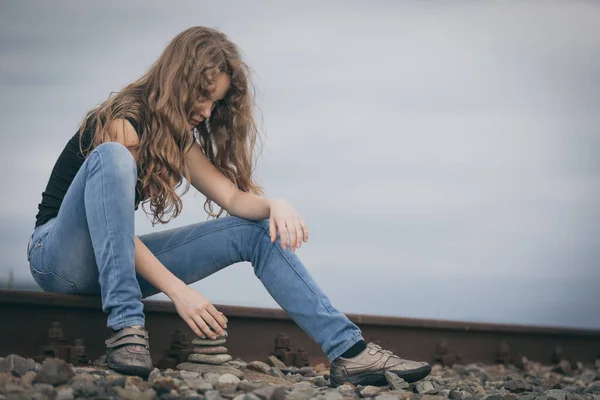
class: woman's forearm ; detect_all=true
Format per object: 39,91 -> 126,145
134,236 -> 186,299
227,191 -> 271,220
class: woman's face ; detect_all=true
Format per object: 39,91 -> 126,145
189,72 -> 231,129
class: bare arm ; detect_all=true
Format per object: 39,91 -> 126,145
185,142 -> 271,220
186,142 -> 308,251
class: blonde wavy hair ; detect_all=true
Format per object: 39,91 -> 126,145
79,26 -> 263,224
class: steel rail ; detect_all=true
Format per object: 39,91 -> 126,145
1,289 -> 598,367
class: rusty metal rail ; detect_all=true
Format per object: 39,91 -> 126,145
1,289 -> 599,368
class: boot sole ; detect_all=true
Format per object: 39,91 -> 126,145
107,362 -> 152,378
331,365 -> 432,387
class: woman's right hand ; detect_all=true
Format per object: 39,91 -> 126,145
170,284 -> 228,339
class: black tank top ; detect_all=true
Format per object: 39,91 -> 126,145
35,116 -> 143,228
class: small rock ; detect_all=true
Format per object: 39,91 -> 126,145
385,371 -> 410,390
0,354 -> 38,377
240,394 -> 263,400
216,374 -> 241,393
4,383 -> 24,393
375,395 -> 400,400
152,377 -> 178,395
360,385 -> 382,397
194,346 -> 229,354
253,385 -> 287,400
270,366 -> 286,379
336,383 -> 356,397
126,375 -> 148,390
229,360 -> 248,370
287,393 -> 313,400
504,380 -> 533,394
192,337 -> 227,346
268,356 -> 288,370
298,366 -> 316,376
183,390 -> 203,400
422,395 -> 447,400
286,373 -> 305,382
415,380 -> 435,394
21,370 -> 37,386
33,382 -> 57,398
545,389 -> 567,400
291,381 -> 314,392
194,382 -> 216,393
206,389 -> 226,400
315,363 -> 328,373
148,368 -> 162,384
189,353 -> 233,364
177,362 -> 245,379
107,374 -> 127,387
238,380 -> 262,392
56,387 -> 75,400
180,370 -> 200,380
314,375 -> 330,387
33,358 -> 74,386
204,372 -> 221,385
324,392 -> 344,400
553,360 -> 572,375
247,361 -> 272,374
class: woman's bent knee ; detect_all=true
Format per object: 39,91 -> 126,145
90,142 -> 137,177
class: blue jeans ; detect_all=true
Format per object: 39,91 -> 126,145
27,142 -> 363,361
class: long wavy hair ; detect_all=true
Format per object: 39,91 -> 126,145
79,26 -> 263,224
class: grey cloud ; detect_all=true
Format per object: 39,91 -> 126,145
1,1 -> 599,329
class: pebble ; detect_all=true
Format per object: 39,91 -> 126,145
0,354 -> 38,377
56,387 -> 74,400
189,353 -> 233,365
194,346 -> 229,354
267,356 -> 288,370
360,385 -> 383,397
415,380 -> 435,394
253,384 -> 286,400
229,360 -> 248,370
33,358 -> 75,386
504,380 -> 534,393
385,371 -> 410,390
215,373 -> 241,393
2,352 -> 600,400
177,362 -> 245,379
192,338 -> 227,346
247,360 -> 272,374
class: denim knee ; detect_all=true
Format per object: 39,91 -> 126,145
90,142 -> 137,177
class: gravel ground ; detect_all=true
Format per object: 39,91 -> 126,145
1,354 -> 599,400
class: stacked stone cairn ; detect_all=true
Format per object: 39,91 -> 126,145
187,330 -> 231,365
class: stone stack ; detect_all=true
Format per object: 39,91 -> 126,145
187,330 -> 231,365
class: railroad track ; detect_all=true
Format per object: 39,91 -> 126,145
1,289 -> 599,368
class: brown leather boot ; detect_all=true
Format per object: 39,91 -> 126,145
330,342 -> 431,387
105,326 -> 153,378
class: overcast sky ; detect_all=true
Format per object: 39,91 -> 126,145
1,1 -> 599,329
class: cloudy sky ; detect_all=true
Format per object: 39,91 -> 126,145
1,1 -> 599,329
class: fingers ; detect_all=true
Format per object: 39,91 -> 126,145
287,220 -> 297,252
277,219 -> 288,251
294,220 -> 304,249
200,310 -> 224,339
185,317 -> 205,338
269,219 -> 276,243
272,218 -> 309,252
300,219 -> 309,242
192,314 -> 215,339
208,305 -> 227,330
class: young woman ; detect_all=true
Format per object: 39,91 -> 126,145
27,26 -> 431,386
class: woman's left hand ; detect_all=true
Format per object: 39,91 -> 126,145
268,198 -> 308,252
